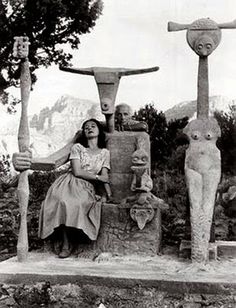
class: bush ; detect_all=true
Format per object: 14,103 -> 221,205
215,106 -> 236,175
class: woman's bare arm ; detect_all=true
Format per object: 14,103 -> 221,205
101,167 -> 112,199
71,159 -> 109,183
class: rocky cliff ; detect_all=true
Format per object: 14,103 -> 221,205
0,95 -> 103,158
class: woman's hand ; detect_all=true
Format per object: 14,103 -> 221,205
97,174 -> 109,183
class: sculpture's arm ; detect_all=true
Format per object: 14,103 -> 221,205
34,128 -> 82,170
31,140 -> 73,171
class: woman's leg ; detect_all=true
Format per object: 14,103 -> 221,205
58,226 -> 72,258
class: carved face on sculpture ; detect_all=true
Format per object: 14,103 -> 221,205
132,149 -> 149,166
13,37 -> 29,58
130,203 -> 154,230
186,18 -> 221,57
194,35 -> 215,57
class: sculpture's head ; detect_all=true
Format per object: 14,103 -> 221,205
183,118 -> 221,142
187,18 -> 221,57
94,71 -> 120,116
130,201 -> 154,230
131,148 -> 149,166
193,34 -> 215,57
13,36 -> 30,59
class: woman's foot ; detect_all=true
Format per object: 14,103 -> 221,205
53,240 -> 62,255
58,247 -> 72,258
58,227 -> 72,258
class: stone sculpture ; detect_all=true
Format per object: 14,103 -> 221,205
168,18 -> 236,118
168,18 -> 236,263
131,136 -> 152,192
13,36 -> 31,262
184,118 -> 221,262
59,66 -> 158,132
121,192 -> 168,230
12,36 -> 160,259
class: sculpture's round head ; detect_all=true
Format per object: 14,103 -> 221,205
194,34 -> 215,57
186,18 -> 221,56
131,149 -> 149,166
13,36 -> 30,58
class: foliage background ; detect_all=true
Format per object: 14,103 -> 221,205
0,106 -> 235,256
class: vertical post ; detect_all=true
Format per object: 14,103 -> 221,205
13,37 -> 31,262
197,57 -> 209,118
105,114 -> 115,133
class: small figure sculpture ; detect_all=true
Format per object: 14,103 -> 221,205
131,136 -> 152,192
184,118 -> 221,263
13,36 -> 30,59
122,192 -> 168,230
130,195 -> 155,230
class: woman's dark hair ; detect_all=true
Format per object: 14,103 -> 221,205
74,118 -> 106,149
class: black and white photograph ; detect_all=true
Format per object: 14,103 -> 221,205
0,0 -> 236,307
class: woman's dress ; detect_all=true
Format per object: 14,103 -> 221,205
38,143 -> 110,240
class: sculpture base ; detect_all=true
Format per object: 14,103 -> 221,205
0,252 -> 236,307
179,240 -> 236,260
90,203 -> 161,256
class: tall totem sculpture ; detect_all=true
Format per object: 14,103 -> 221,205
60,66 -> 158,132
13,37 -> 31,262
168,18 -> 236,264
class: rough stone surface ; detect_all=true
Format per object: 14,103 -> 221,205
184,118 -> 221,263
0,282 -> 235,307
94,203 -> 161,255
1,253 -> 236,307
106,131 -> 150,201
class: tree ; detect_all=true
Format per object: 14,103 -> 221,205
134,103 -> 189,170
0,0 -> 103,106
215,106 -> 236,175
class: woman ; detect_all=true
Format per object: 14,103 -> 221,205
38,118 -> 111,258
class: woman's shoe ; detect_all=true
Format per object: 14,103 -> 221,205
58,247 -> 72,258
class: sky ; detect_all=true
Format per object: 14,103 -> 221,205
8,0 -> 236,115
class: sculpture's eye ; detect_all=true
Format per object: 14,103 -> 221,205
191,131 -> 200,140
132,157 -> 138,162
197,43 -> 203,50
205,131 -> 213,140
142,156 -> 147,162
206,43 -> 212,50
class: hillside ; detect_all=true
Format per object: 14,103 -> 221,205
0,95 -> 103,158
0,94 -> 234,159
165,95 -> 235,122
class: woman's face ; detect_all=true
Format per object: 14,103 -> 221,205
84,121 -> 99,139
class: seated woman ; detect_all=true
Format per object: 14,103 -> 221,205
14,118 -> 111,258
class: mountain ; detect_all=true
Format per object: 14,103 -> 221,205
165,95 -> 235,122
0,94 -> 234,159
0,95 -> 103,158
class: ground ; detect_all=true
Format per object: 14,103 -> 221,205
0,247 -> 236,307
